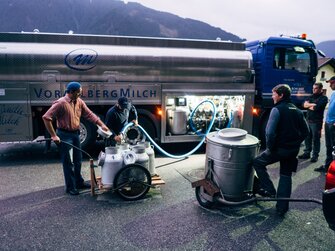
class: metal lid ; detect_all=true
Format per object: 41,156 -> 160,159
207,128 -> 259,147
97,126 -> 113,138
218,128 -> 247,140
123,151 -> 137,165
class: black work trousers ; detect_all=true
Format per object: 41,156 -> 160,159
253,148 -> 299,196
303,121 -> 322,158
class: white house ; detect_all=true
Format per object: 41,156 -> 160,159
317,57 -> 335,99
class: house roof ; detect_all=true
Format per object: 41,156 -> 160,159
318,57 -> 335,69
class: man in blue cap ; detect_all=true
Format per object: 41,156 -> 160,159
43,82 -> 110,195
105,97 -> 138,146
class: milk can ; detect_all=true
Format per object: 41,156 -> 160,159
101,147 -> 124,188
138,141 -> 156,176
131,145 -> 149,170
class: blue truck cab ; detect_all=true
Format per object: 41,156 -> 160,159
245,35 -> 318,140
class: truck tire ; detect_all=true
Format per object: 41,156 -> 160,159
79,119 -> 97,150
138,116 -> 157,141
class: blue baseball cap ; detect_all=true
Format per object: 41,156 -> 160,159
118,97 -> 128,109
66,82 -> 81,93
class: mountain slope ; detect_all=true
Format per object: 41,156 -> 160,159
317,40 -> 335,58
0,0 -> 244,42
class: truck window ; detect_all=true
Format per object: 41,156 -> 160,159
273,47 -> 311,73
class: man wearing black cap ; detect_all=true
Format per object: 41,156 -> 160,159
315,76 -> 335,172
105,97 -> 138,146
43,82 -> 110,195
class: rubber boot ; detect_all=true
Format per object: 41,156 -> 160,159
276,175 -> 292,216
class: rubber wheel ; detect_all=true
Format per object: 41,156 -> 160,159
113,164 -> 152,201
195,186 -> 215,209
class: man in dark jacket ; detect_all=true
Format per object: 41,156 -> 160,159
105,97 -> 138,146
298,83 -> 328,162
253,84 -> 309,216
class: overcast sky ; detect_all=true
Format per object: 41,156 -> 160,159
126,0 -> 333,43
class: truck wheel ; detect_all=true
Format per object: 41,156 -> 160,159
138,116 -> 157,141
195,186 -> 215,209
79,119 -> 97,150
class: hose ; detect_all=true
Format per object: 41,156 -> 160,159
215,195 -> 322,206
36,138 -> 98,194
36,138 -> 93,159
121,99 -> 217,159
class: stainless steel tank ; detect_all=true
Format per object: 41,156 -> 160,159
167,108 -> 188,135
205,128 -> 259,200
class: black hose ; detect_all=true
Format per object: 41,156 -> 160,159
36,138 -> 98,188
36,138 -> 93,159
255,197 -> 322,205
215,195 -> 322,206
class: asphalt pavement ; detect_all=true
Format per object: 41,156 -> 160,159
0,139 -> 334,251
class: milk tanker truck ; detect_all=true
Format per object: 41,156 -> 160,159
0,32 -> 319,148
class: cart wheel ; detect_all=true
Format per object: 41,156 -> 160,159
195,186 -> 215,209
113,164 -> 151,201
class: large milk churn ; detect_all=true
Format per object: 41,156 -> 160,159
138,141 -> 156,176
101,147 -> 124,188
131,145 -> 149,170
205,128 -> 260,200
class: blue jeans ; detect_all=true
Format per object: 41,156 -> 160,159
303,122 -> 322,158
57,129 -> 84,191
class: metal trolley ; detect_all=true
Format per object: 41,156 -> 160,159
39,139 -> 152,201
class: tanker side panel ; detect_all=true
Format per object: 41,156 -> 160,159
0,43 -> 252,84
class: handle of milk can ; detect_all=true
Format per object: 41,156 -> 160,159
228,148 -> 232,160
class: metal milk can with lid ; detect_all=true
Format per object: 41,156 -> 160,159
138,141 -> 156,176
100,147 -> 124,188
131,145 -> 149,170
